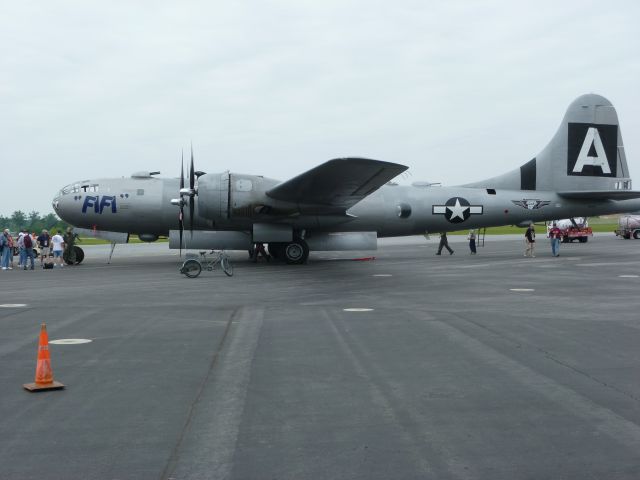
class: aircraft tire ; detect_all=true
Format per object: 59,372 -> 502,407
284,239 -> 309,265
64,246 -> 85,265
75,246 -> 85,264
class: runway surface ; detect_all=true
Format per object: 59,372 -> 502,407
1,234 -> 640,479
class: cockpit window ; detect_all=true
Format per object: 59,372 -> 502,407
60,182 -> 98,195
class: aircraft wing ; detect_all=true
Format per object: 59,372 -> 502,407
266,158 -> 408,211
558,190 -> 640,200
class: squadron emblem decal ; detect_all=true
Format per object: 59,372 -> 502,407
512,199 -> 550,210
432,197 -> 483,223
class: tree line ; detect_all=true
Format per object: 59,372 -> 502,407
0,211 -> 69,234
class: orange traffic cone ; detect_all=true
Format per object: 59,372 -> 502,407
23,323 -> 65,392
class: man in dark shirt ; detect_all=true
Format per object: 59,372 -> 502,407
525,224 -> 536,257
436,232 -> 454,255
37,230 -> 51,266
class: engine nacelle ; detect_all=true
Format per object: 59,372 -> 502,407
169,230 -> 252,250
196,173 -> 229,220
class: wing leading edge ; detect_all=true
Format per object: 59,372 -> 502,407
266,158 -> 408,212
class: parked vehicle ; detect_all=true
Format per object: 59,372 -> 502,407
615,215 -> 640,239
547,218 -> 592,243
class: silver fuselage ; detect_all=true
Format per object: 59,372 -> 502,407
53,174 -> 640,238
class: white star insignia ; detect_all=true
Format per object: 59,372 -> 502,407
446,198 -> 468,221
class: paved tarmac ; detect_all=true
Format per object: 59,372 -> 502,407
1,234 -> 640,480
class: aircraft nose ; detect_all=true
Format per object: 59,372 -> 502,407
52,187 -> 74,223
52,196 -> 60,214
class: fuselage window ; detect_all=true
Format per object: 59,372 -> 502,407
137,189 -> 145,196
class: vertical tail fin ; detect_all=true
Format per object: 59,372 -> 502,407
466,94 -> 632,193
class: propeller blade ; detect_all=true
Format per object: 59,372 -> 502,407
179,154 -> 185,256
179,209 -> 184,257
189,144 -> 195,234
190,145 -> 195,191
189,196 -> 195,235
180,150 -> 185,190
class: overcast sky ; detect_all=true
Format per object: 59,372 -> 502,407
1,0 -> 639,217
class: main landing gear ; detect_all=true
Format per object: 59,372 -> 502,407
63,246 -> 85,265
268,239 -> 309,265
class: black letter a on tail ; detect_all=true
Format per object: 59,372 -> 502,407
567,123 -> 617,177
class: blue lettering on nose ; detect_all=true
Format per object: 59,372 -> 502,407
82,196 -> 99,213
81,196 -> 117,214
99,196 -> 117,214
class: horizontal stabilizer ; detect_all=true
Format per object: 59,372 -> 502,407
558,190 -> 640,200
266,158 -> 408,211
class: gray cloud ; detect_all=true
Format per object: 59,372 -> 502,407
1,0 -> 639,216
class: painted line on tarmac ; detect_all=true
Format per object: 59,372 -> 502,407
50,338 -> 92,345
372,274 -> 393,277
576,262 -> 622,267
618,275 -> 639,278
510,288 -> 535,292
454,263 -> 492,269
344,308 -> 374,312
0,304 -> 27,308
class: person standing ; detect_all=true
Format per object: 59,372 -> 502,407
468,230 -> 477,255
37,229 -> 51,266
436,232 -> 454,255
16,230 -> 26,269
63,227 -> 78,264
549,222 -> 562,257
21,229 -> 35,270
0,229 -> 12,270
525,224 -> 536,257
251,243 -> 271,263
51,230 -> 65,267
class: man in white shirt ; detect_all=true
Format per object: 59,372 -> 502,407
51,231 -> 65,267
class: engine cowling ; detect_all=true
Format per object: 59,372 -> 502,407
196,173 -> 229,220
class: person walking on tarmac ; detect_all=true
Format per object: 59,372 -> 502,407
436,232 -> 454,255
549,222 -> 562,257
524,224 -> 536,257
468,230 -> 477,255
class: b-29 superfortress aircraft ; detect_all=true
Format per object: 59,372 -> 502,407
53,94 -> 640,264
